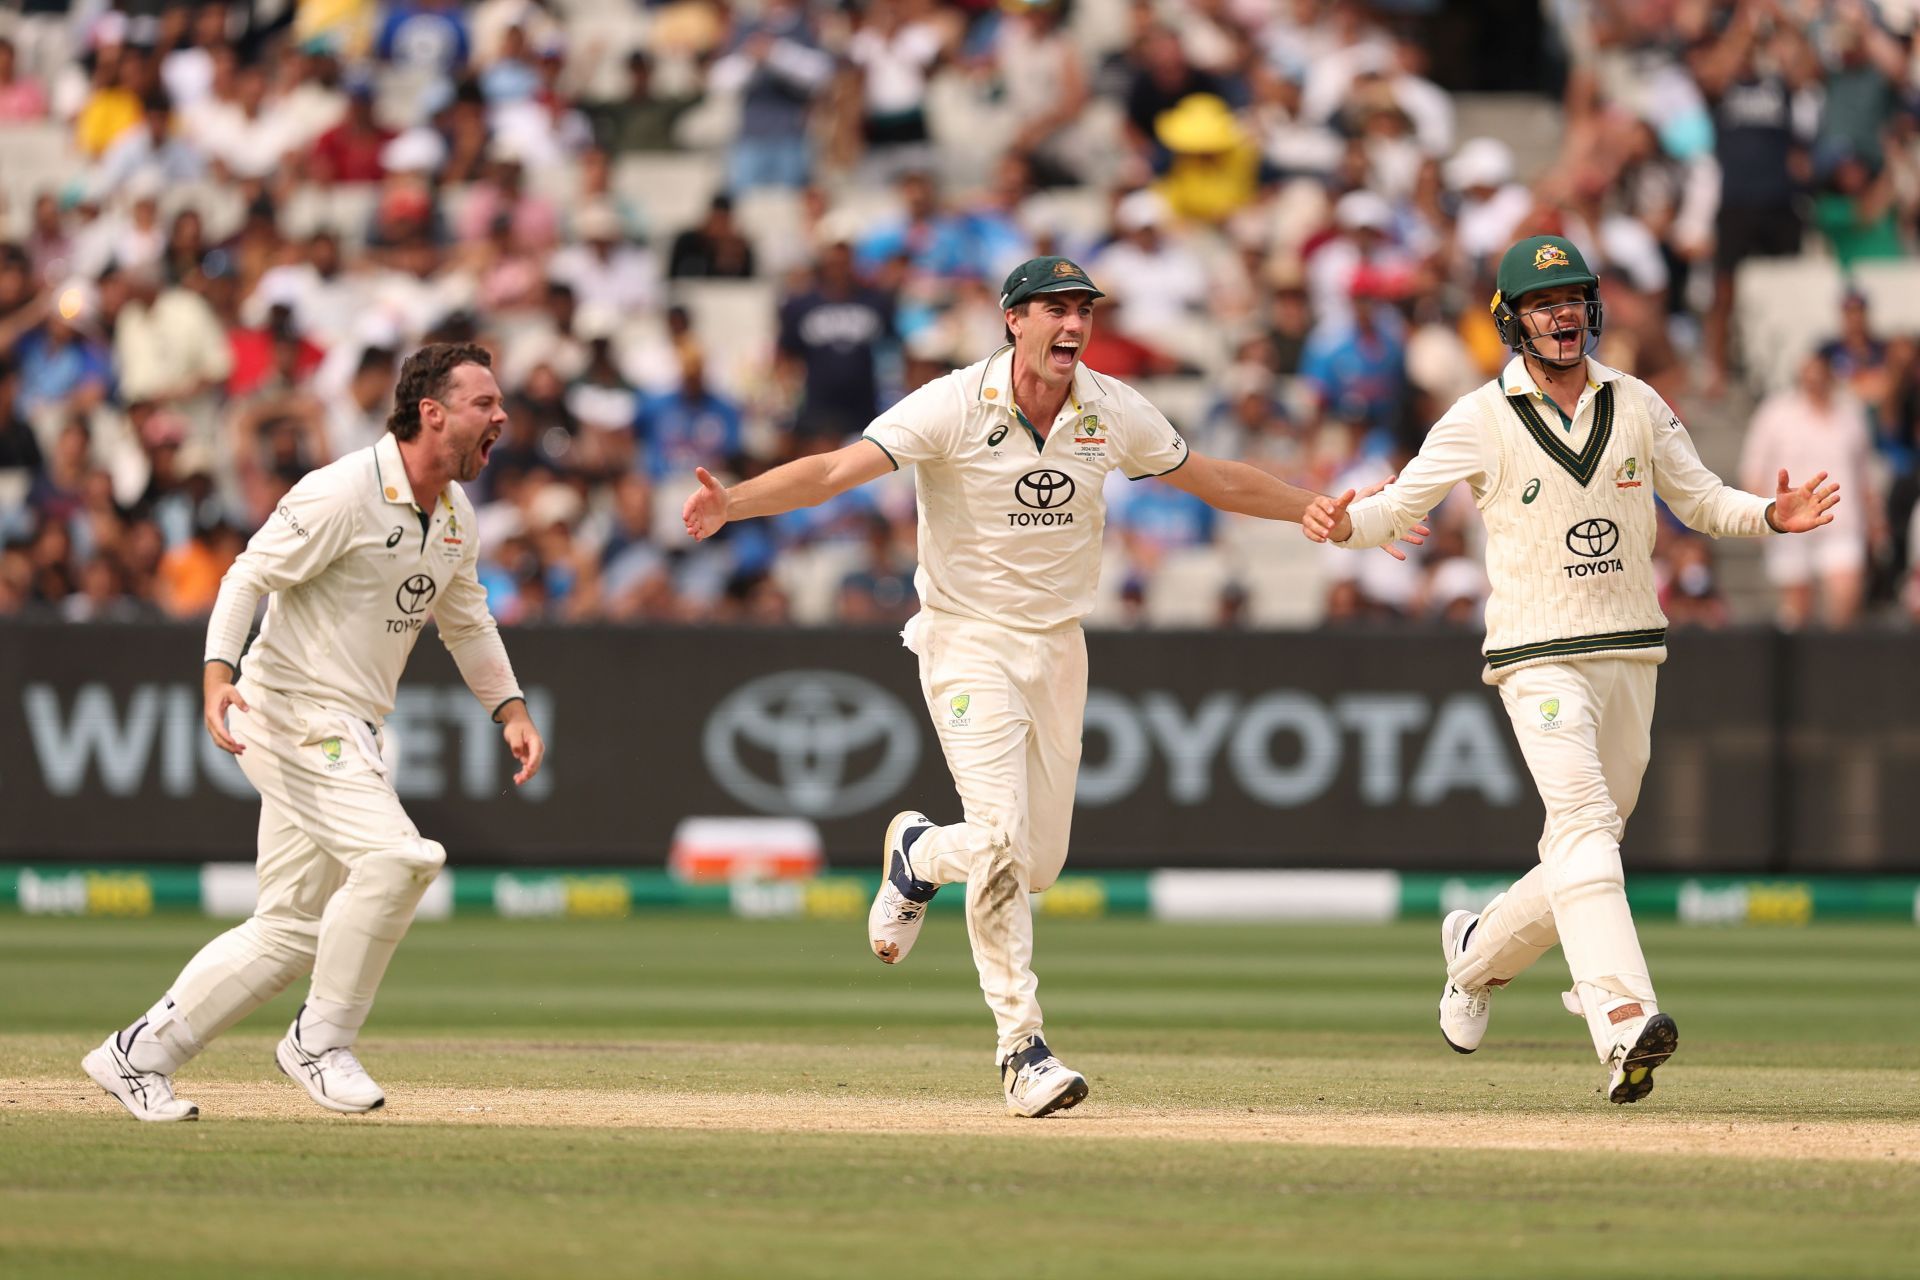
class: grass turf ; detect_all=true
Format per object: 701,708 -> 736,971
2,913 -> 1916,1278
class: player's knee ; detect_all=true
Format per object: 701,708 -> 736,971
358,837 -> 446,893
253,917 -> 317,965
1546,837 -> 1624,899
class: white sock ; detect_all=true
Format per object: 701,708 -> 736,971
120,996 -> 203,1076
296,996 -> 370,1052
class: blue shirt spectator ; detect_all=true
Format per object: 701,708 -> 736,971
1298,300 -> 1407,440
637,358 -> 743,484
377,1 -> 470,73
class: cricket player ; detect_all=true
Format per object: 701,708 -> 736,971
1304,236 -> 1838,1103
83,342 -> 544,1121
683,257 -> 1422,1116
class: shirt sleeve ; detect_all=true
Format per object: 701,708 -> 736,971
435,494 -> 525,718
862,378 -> 957,470
204,467 -> 357,668
1340,402 -> 1491,550
1112,383 -> 1190,480
1647,381 -> 1774,538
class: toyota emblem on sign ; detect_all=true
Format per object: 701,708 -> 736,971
1565,519 -> 1620,558
395,573 -> 438,614
1016,469 -> 1075,509
702,671 -> 921,818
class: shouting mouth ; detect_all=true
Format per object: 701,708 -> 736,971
1048,341 -> 1079,372
477,428 -> 500,467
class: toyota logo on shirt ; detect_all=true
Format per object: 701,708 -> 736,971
1565,519 -> 1620,558
1015,469 -> 1075,509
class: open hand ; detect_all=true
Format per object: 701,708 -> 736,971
682,467 -> 731,541
1769,469 -> 1840,533
1302,475 -> 1431,561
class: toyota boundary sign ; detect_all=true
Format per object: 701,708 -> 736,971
1,623 -> 1911,870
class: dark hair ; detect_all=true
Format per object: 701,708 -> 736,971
387,342 -> 492,441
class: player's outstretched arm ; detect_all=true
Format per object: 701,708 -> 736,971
682,439 -> 894,541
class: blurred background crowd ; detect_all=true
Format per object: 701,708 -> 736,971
3,0 -> 1920,631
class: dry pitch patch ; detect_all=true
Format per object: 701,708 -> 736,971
12,1071 -> 1916,1165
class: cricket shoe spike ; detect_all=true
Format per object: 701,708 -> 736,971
1000,1034 -> 1088,1118
1437,909 -> 1492,1054
1605,1012 -> 1678,1105
82,1031 -> 198,1122
869,809 -> 938,964
275,1009 -> 385,1114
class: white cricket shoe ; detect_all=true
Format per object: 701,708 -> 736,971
999,1034 -> 1088,1118
82,1034 -> 198,1122
868,809 -> 938,964
275,1013 -> 385,1114
1437,909 -> 1491,1054
1605,1011 -> 1679,1105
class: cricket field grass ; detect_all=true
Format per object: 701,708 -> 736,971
2,912 -> 1916,1278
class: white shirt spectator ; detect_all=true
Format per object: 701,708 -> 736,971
548,242 -> 660,317
849,19 -> 944,118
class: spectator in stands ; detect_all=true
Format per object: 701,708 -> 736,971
12,282 -> 111,429
1123,24 -> 1227,173
837,509 -> 917,624
1692,0 -> 1819,396
1091,188 -> 1209,341
307,78 -> 392,184
669,195 -> 757,280
987,0 -> 1094,189
377,0 -> 471,76
1740,349 -> 1880,629
589,51 -> 697,154
846,0 -> 950,180
776,240 -> 896,442
1418,526 -> 1488,625
548,202 -> 658,317
1659,534 -> 1730,630
1299,277 -> 1407,448
0,35 -> 47,122
325,343 -> 399,461
75,41 -> 147,160
710,0 -> 835,193
1153,92 -> 1263,224
638,349 -> 743,486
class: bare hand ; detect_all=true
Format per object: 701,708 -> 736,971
1770,468 -> 1840,533
1302,475 -> 1430,561
204,678 -> 249,755
682,466 -> 731,541
500,706 -> 545,786
1302,488 -> 1355,545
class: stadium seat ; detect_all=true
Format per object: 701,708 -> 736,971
1144,546 -> 1233,627
770,542 -> 870,625
670,279 -> 778,386
612,152 -> 725,243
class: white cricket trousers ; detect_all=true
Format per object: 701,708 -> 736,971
142,678 -> 445,1069
1449,658 -> 1660,1060
901,609 -> 1087,1061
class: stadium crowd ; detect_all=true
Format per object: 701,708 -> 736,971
3,0 -> 1920,630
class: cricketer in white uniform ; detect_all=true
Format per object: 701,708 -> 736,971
683,256 -> 1422,1117
1305,237 -> 1839,1103
84,343 -> 544,1121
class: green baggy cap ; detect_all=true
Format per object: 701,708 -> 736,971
1493,235 -> 1598,311
999,256 -> 1106,310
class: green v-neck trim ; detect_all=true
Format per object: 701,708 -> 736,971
1507,383 -> 1614,486
1012,406 -> 1045,453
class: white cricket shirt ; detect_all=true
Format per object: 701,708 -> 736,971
205,433 -> 524,724
1339,356 -> 1773,681
863,345 -> 1189,632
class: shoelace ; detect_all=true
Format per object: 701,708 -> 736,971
319,1045 -> 368,1077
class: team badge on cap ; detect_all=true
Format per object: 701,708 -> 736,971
1533,243 -> 1570,271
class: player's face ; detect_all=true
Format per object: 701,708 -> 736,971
438,363 -> 508,482
1010,292 -> 1095,387
1517,284 -> 1591,365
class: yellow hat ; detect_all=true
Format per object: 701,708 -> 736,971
1154,94 -> 1245,155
